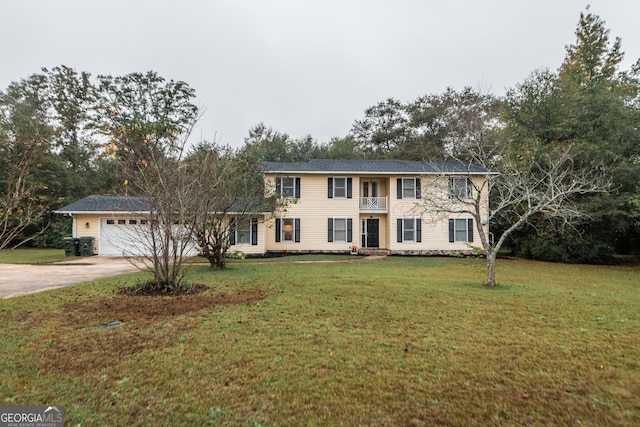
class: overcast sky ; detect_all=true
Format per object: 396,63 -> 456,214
1,1 -> 639,147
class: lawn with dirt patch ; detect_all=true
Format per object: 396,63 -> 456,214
1,256 -> 639,426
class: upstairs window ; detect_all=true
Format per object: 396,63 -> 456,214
276,177 -> 301,198
328,177 -> 352,199
449,177 -> 472,199
397,178 -> 421,199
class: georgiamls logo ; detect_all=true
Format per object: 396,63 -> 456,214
0,405 -> 64,426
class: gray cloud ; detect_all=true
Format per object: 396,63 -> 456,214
1,0 -> 638,147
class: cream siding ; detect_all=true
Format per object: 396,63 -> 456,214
229,216 -> 268,255
264,172 -> 491,255
266,174 -> 361,252
72,214 -> 101,254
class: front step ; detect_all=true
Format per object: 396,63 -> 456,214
358,248 -> 390,256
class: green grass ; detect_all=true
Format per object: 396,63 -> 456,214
0,248 -> 67,264
191,253 -> 365,264
1,256 -> 639,426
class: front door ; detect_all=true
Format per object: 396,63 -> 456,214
362,218 -> 379,248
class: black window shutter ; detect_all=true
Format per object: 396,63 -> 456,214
294,218 -> 301,242
467,178 -> 473,198
328,178 -> 333,198
415,178 -> 421,199
416,218 -> 422,242
229,218 -> 236,245
251,218 -> 258,245
275,218 -> 281,242
467,219 -> 474,242
328,218 -> 334,242
276,178 -> 282,197
449,219 -> 455,242
347,178 -> 353,199
397,219 -> 403,243
397,178 -> 403,199
347,218 -> 353,242
295,177 -> 301,198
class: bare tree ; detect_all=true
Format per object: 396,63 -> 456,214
109,120 -> 204,291
418,145 -> 612,286
189,143 -> 277,269
96,72 -> 203,291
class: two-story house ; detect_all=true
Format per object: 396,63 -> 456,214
262,159 -> 491,256
57,159 -> 491,257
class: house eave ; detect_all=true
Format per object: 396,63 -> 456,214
54,210 -> 152,215
263,170 -> 493,176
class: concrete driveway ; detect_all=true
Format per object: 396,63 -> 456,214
0,257 -> 139,299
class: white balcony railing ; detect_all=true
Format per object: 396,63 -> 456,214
359,196 -> 388,212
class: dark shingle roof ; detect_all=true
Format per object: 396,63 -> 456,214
56,195 -> 275,214
56,195 -> 151,214
262,159 -> 491,174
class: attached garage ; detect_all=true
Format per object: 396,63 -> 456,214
55,195 -> 153,256
99,217 -> 149,256
57,195 -> 268,257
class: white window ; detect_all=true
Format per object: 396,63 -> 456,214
398,178 -> 421,199
328,218 -> 352,243
333,177 -> 347,198
403,178 -> 416,199
449,177 -> 472,199
403,218 -> 416,242
277,176 -> 299,198
334,218 -> 347,242
397,218 -> 421,243
283,218 -> 294,241
450,218 -> 473,243
235,219 -> 251,244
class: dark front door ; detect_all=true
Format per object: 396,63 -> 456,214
365,218 -> 379,248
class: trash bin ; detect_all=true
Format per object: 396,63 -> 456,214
78,236 -> 94,257
63,237 -> 80,257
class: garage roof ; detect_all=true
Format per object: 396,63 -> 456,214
56,195 -> 275,215
55,195 -> 151,214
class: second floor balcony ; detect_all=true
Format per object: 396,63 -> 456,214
359,196 -> 388,213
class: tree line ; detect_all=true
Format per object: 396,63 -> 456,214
1,7 -> 639,267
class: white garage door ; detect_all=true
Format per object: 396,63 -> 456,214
99,218 -> 199,257
100,218 -> 149,256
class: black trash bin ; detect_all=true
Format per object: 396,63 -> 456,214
63,237 -> 80,257
78,236 -> 94,257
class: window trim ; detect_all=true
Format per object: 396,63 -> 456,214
231,218 -> 259,246
328,177 -> 352,199
397,177 -> 421,200
235,219 -> 252,245
276,176 -> 301,199
396,218 -> 422,243
276,217 -> 301,243
449,218 -> 474,243
328,217 -> 353,243
449,177 -> 473,200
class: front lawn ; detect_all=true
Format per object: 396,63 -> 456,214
0,248 -> 67,264
1,257 -> 639,426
